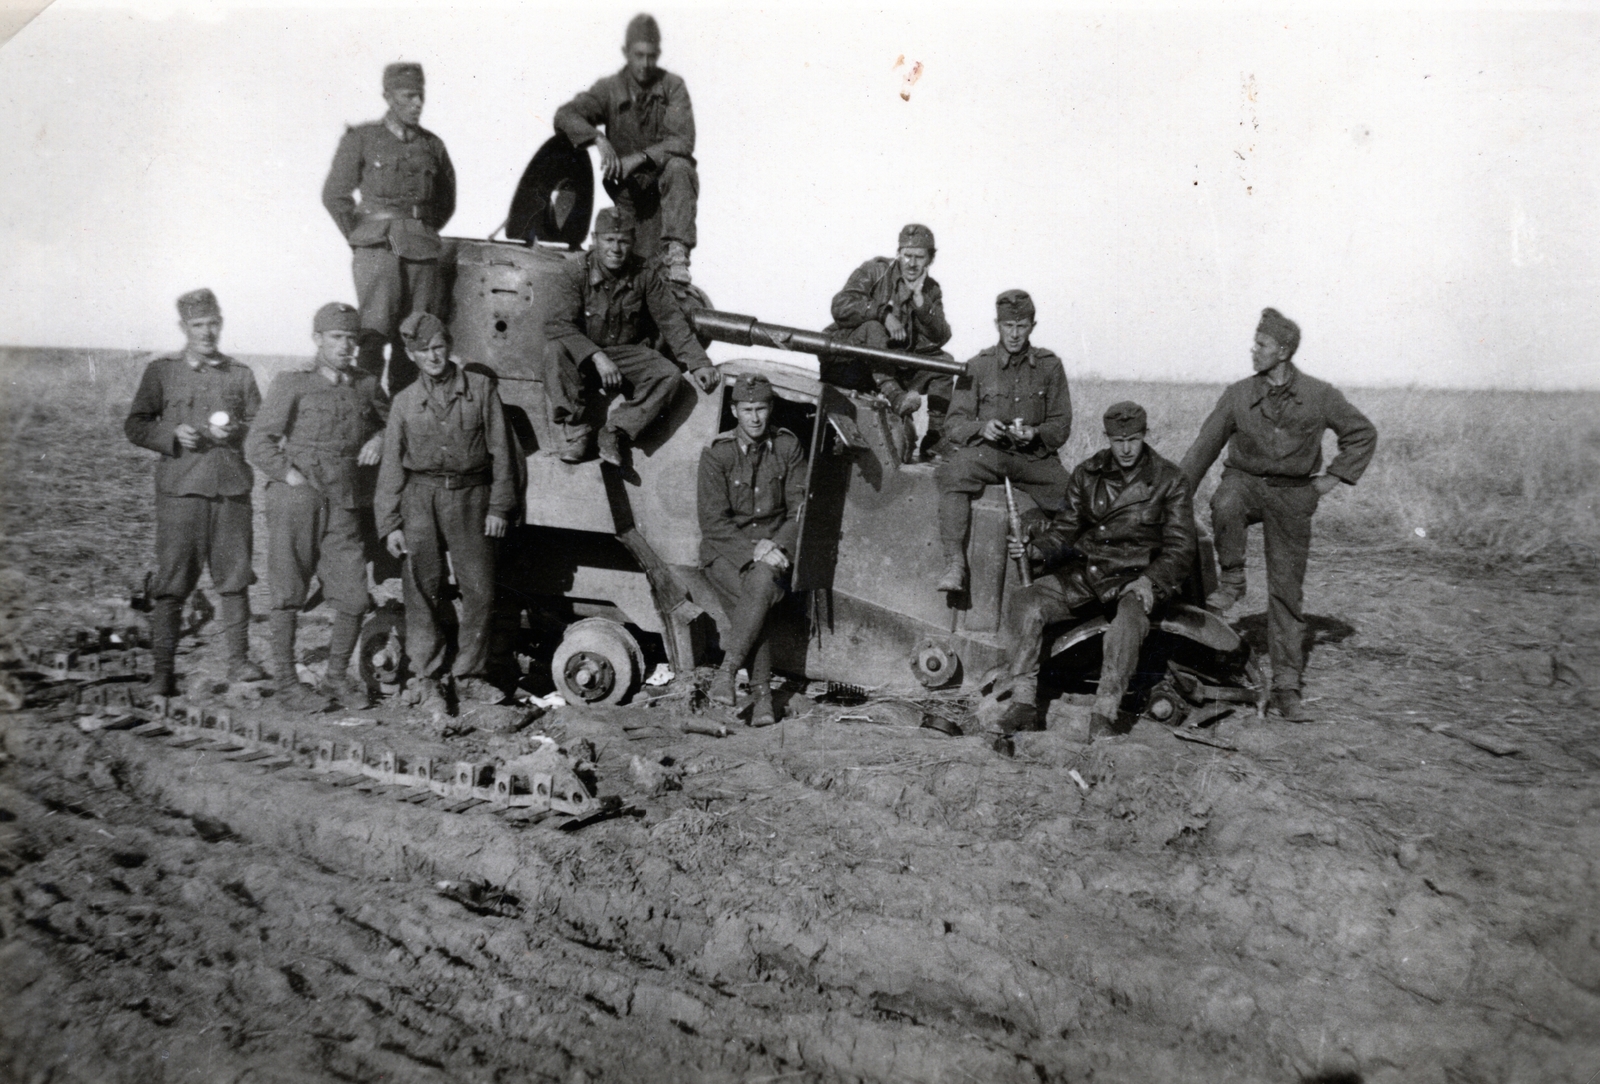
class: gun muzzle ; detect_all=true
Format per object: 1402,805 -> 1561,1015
691,309 -> 966,377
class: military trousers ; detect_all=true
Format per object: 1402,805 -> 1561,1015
544,340 -> 681,445
703,554 -> 787,684
399,480 -> 497,680
352,245 -> 442,394
934,444 -> 1072,560
152,493 -> 253,600
606,155 -> 699,255
1003,576 -> 1151,715
265,482 -> 370,616
1209,468 -> 1320,691
821,321 -> 954,413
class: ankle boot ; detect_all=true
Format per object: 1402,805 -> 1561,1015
220,594 -> 267,681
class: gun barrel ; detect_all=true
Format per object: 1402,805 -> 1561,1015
691,309 -> 966,377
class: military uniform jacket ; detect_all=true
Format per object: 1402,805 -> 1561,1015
554,69 -> 695,168
1033,447 -> 1198,604
825,257 -> 951,356
322,121 -> 456,260
943,344 -> 1072,458
697,428 -> 808,569
545,249 -> 712,369
372,364 -> 519,538
125,353 -> 261,498
1180,363 -> 1376,487
247,367 -> 389,510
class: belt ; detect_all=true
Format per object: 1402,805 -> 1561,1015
407,468 -> 491,490
357,205 -> 424,221
1260,474 -> 1314,488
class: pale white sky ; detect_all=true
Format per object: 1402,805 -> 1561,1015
2,1 -> 1597,388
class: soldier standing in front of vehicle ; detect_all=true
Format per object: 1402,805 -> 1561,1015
699,374 -> 808,728
1000,402 -> 1198,739
1179,308 -> 1377,721
374,313 -> 518,713
555,14 -> 699,283
125,289 -> 265,696
322,62 -> 456,394
544,205 -> 720,467
247,303 -> 388,712
822,223 -> 956,461
933,290 -> 1072,594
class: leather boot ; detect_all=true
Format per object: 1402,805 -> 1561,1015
747,643 -> 777,727
937,555 -> 968,594
707,664 -> 737,707
143,597 -> 180,699
220,594 -> 267,682
1207,569 -> 1246,615
323,611 -> 368,708
271,610 -> 333,713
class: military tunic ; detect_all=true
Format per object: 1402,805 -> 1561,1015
248,366 -> 388,616
373,363 -> 517,680
1179,363 -> 1377,691
554,69 -> 698,255
321,120 -> 457,390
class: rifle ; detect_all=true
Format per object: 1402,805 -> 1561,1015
1004,477 -> 1033,588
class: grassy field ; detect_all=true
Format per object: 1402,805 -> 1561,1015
2,347 -> 1596,608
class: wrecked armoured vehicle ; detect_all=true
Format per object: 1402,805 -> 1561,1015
380,136 -> 1247,709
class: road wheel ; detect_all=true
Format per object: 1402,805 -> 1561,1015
358,606 -> 407,695
551,618 -> 642,706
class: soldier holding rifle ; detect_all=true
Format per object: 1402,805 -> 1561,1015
933,290 -> 1072,594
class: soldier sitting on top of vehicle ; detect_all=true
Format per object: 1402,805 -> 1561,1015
933,289 -> 1072,594
999,401 -> 1198,739
543,205 -> 720,469
374,313 -> 518,715
555,13 -> 699,284
822,223 -> 955,462
699,374 -> 808,728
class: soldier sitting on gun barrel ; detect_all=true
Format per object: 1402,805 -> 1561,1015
544,205 -> 720,469
822,223 -> 956,461
933,289 -> 1072,594
998,401 -> 1198,739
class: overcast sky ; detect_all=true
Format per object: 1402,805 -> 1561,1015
1,1 -> 1597,389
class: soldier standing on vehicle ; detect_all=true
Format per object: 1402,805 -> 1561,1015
322,62 -> 456,395
933,290 -> 1072,593
247,303 -> 388,712
999,402 -> 1197,739
125,289 -> 265,696
555,14 -> 699,284
822,223 -> 956,462
1179,308 -> 1377,721
373,314 -> 517,712
544,205 -> 720,467
699,374 -> 808,727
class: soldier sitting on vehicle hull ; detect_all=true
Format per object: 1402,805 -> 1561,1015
125,289 -> 265,696
934,289 -> 1072,593
1179,307 -> 1376,722
999,402 -> 1198,739
543,205 -> 719,467
374,314 -> 518,713
555,14 -> 699,283
247,303 -> 388,712
822,223 -> 955,461
699,375 -> 808,727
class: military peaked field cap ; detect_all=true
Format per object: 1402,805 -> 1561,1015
898,223 -> 935,251
383,62 -> 424,93
1257,307 -> 1300,356
400,311 -> 447,345
1103,401 -> 1148,437
625,13 -> 661,45
731,373 -> 773,403
313,302 -> 361,333
176,288 -> 220,320
593,205 -> 636,235
995,289 -> 1035,321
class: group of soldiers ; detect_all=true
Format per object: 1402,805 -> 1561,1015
124,12 -> 1378,738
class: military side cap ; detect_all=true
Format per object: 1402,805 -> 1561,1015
625,13 -> 661,45
730,373 -> 773,403
1103,401 -> 1148,437
313,302 -> 361,333
176,288 -> 220,320
1256,307 -> 1300,356
400,311 -> 447,345
593,205 -> 636,235
995,289 -> 1035,321
898,223 -> 936,251
383,62 -> 425,93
